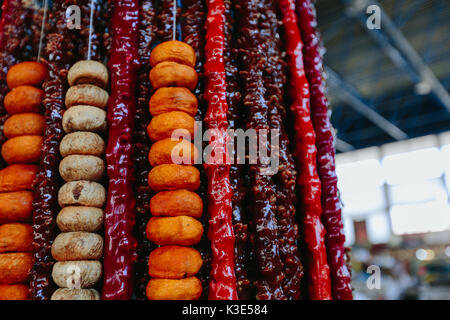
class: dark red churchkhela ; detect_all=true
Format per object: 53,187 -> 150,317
134,0 -> 157,300
224,0 -> 251,299
296,0 -> 353,300
102,0 -> 139,300
258,0 -> 303,300
235,0 -> 286,300
0,0 -> 36,67
29,33 -> 64,300
278,0 -> 332,300
203,0 -> 238,300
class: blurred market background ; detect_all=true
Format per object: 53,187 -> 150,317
318,0 -> 450,299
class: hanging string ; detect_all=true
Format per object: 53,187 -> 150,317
37,0 -> 48,61
172,0 -> 176,41
87,0 -> 95,60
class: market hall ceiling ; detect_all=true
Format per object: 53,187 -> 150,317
318,0 -> 450,151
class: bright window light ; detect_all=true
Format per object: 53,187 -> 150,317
344,217 -> 355,246
382,147 -> 443,185
388,178 -> 448,205
442,145 -> 450,192
337,159 -> 384,191
341,186 -> 385,216
390,200 -> 450,235
442,145 -> 450,171
367,212 -> 391,244
336,134 -> 450,243
445,175 -> 450,195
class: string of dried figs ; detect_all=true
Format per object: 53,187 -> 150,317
50,60 -> 109,300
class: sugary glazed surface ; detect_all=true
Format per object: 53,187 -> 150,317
0,0 -> 350,301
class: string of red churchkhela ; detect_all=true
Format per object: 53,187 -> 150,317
203,0 -> 238,300
258,0 -> 304,300
102,0 -> 139,300
278,0 -> 332,300
296,0 -> 353,300
223,0 -> 252,299
133,0 -> 158,300
235,0 -> 286,300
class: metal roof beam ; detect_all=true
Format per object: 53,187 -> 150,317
344,0 -> 450,112
326,66 -> 409,141
335,138 -> 355,152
